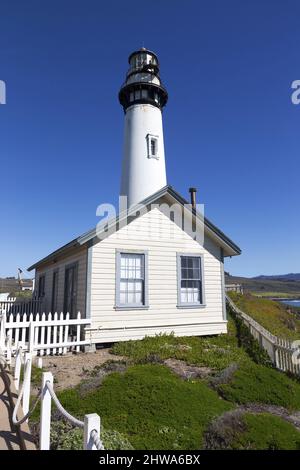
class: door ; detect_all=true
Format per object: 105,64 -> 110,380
51,270 -> 58,313
63,263 -> 78,318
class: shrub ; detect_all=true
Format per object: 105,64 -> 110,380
210,363 -> 239,388
204,411 -> 300,450
204,409 -> 246,449
77,360 -> 129,396
228,292 -> 300,340
232,413 -> 300,450
56,364 -> 232,449
111,322 -> 247,372
50,419 -> 134,450
217,361 -> 300,410
229,307 -> 273,367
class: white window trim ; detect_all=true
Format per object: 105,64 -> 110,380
146,133 -> 159,160
176,253 -> 206,309
115,249 -> 149,310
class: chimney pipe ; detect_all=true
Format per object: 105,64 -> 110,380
189,187 -> 197,211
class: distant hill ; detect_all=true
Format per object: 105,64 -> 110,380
0,277 -> 33,294
225,273 -> 300,296
253,273 -> 300,281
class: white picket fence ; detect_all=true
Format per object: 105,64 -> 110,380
0,311 -> 91,357
1,345 -> 103,450
0,298 -> 42,316
226,295 -> 300,376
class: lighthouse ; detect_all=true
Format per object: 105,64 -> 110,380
119,48 -> 168,207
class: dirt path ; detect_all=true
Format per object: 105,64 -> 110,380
0,365 -> 36,450
37,349 -> 124,391
0,369 -> 21,450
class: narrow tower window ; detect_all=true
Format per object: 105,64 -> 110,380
146,134 -> 159,159
151,139 -> 156,156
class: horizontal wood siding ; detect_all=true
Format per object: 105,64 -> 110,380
89,207 -> 226,343
35,247 -> 87,315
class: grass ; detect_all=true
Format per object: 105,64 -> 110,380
29,307 -> 300,450
111,317 -> 249,371
20,364 -> 43,386
31,365 -> 43,386
251,292 -> 300,299
232,413 -> 300,450
228,292 -> 300,340
216,361 -> 300,410
56,364 -> 232,450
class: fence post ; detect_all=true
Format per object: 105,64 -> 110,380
28,320 -> 34,354
22,352 -> 32,418
84,413 -> 100,450
6,331 -> 12,366
272,344 -> 278,367
14,347 -> 22,391
40,372 -> 53,450
0,313 -> 5,351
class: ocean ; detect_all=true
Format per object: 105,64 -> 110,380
280,300 -> 300,308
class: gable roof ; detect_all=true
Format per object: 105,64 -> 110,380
28,185 -> 241,271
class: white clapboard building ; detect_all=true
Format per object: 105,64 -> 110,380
28,49 -> 241,345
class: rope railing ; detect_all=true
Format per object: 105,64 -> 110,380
12,357 -> 42,426
12,388 -> 42,426
2,339 -> 104,451
45,381 -> 84,428
40,376 -> 104,450
90,429 -> 105,450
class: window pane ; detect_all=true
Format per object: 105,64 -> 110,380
181,268 -> 188,279
119,254 -> 145,305
193,268 -> 200,279
181,257 -> 187,268
135,291 -> 143,304
134,280 -> 143,292
120,281 -> 127,291
151,140 -> 155,155
127,281 -> 135,292
180,257 -> 202,304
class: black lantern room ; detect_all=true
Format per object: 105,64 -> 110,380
119,48 -> 168,112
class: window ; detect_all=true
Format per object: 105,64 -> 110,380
146,134 -> 159,159
151,139 -> 156,156
51,270 -> 59,313
63,263 -> 78,317
38,275 -> 45,298
177,255 -> 204,307
116,252 -> 148,308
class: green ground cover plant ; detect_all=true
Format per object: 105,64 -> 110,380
228,292 -> 300,340
29,299 -> 300,450
232,413 -> 300,450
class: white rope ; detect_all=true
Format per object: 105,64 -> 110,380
90,429 -> 104,450
0,351 -> 6,367
45,381 -> 84,428
12,358 -> 42,426
13,389 -> 42,426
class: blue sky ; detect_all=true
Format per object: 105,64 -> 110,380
0,0 -> 299,278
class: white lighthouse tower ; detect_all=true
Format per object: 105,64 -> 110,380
119,48 -> 168,207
